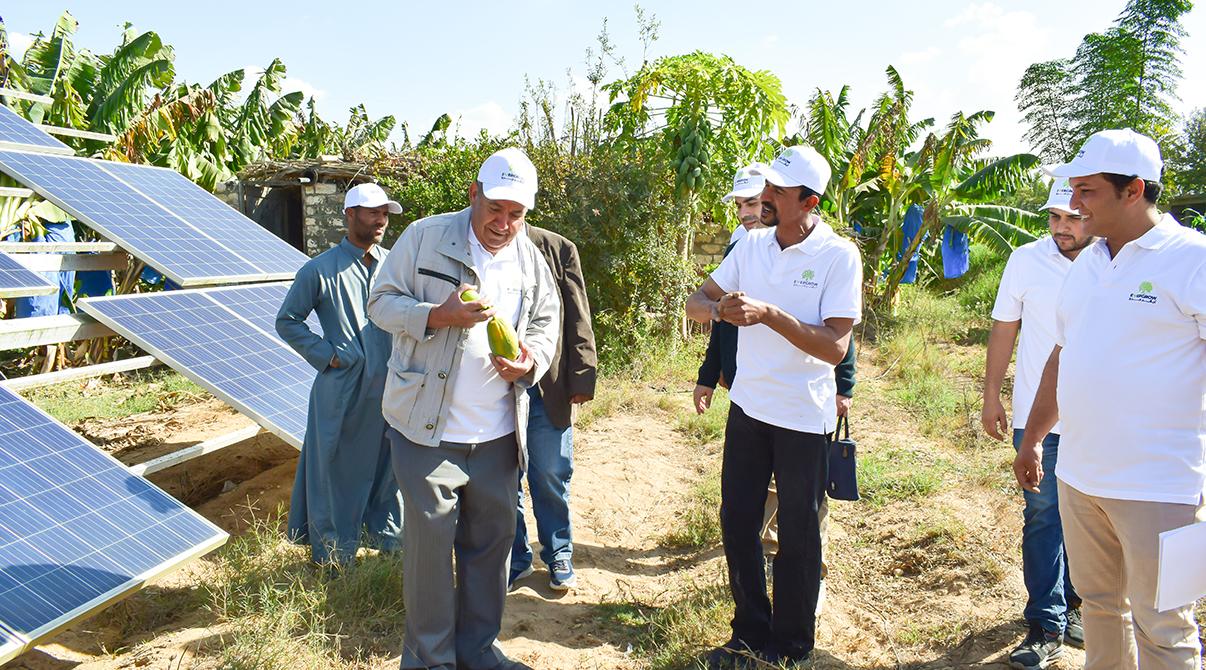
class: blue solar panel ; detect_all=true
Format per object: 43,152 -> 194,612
79,284 -> 319,448
0,250 -> 56,298
98,162 -> 309,278
203,282 -> 322,344
0,106 -> 72,155
0,385 -> 227,665
0,151 -> 307,287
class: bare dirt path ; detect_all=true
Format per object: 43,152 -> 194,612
18,359 -> 1172,669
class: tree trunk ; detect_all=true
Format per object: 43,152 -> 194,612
876,205 -> 939,311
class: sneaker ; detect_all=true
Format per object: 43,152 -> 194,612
1009,622 -> 1063,670
1064,608 -> 1084,648
549,558 -> 577,591
508,564 -> 534,592
704,641 -> 762,670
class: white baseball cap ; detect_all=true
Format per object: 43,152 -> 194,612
722,163 -> 767,202
1048,128 -> 1163,182
344,182 -> 402,214
477,147 -> 538,210
750,145 -> 832,195
1041,178 -> 1079,215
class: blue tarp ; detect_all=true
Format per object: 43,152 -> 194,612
942,224 -> 970,279
77,270 -> 115,298
140,267 -> 181,291
6,222 -> 75,317
896,204 -> 924,285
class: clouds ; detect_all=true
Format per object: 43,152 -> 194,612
889,1 -> 1063,155
6,32 -> 33,61
451,101 -> 514,139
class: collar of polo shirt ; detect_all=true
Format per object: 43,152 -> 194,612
761,215 -> 833,255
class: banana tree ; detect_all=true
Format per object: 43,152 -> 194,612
804,66 -> 932,233
875,111 -> 1040,309
9,13 -> 176,155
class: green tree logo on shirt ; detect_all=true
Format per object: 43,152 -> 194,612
1129,280 -> 1157,304
801,269 -> 815,281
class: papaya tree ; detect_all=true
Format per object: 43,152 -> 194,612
603,51 -> 789,262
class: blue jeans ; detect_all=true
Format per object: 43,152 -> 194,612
1013,429 -> 1079,634
511,388 -> 574,570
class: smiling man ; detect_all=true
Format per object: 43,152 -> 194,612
368,148 -> 559,670
983,178 -> 1090,669
686,145 -> 862,668
1016,129 -> 1206,670
276,182 -> 405,567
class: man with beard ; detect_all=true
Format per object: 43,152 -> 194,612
726,163 -> 769,246
982,178 -> 1090,669
1016,128 -> 1206,670
687,145 -> 862,668
276,182 -> 405,566
694,163 -> 857,615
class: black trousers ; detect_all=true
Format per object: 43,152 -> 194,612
720,402 -> 828,659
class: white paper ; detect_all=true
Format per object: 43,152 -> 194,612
1156,521 -> 1206,612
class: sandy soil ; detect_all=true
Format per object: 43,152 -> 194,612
6,374 -> 1106,670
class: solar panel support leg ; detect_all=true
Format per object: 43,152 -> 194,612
127,424 -> 265,476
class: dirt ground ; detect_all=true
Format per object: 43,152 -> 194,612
2,368 -> 1120,669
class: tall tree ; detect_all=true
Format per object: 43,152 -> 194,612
1016,0 -> 1192,158
1015,59 -> 1076,161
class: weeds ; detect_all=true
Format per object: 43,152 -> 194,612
662,473 -> 722,550
27,368 -> 207,424
202,509 -> 405,669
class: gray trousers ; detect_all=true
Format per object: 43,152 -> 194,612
388,427 -> 519,670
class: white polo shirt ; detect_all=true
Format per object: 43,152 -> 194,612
1054,215 -> 1206,505
442,224 -> 525,444
710,219 -> 863,434
991,236 -> 1073,432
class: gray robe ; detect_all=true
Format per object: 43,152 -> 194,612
276,237 -> 403,564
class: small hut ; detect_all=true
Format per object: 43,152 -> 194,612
216,156 -> 417,256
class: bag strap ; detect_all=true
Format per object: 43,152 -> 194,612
835,414 -> 850,440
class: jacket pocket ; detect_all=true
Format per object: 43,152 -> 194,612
383,369 -> 427,427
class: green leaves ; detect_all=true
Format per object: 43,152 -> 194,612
1016,60 -> 1076,162
954,154 -> 1041,201
1016,0 -> 1191,166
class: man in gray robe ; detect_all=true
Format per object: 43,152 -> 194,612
276,182 -> 405,565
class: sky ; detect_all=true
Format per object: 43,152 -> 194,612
4,1 -> 1205,156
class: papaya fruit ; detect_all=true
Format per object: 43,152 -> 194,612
487,316 -> 521,360
460,288 -> 492,311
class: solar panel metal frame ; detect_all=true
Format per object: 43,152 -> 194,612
0,386 -> 228,666
0,250 -> 57,298
0,150 -> 305,287
0,106 -> 74,156
79,283 -> 316,449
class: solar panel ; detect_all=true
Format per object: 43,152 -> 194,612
0,250 -> 56,298
80,284 -> 321,449
203,282 -> 322,343
0,106 -> 73,155
98,162 -> 310,277
0,385 -> 227,666
0,151 -> 307,287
